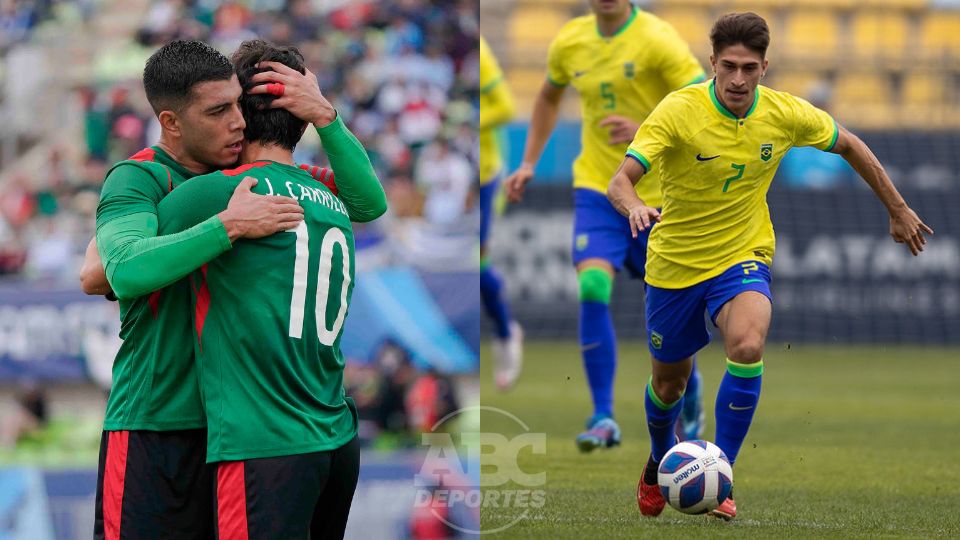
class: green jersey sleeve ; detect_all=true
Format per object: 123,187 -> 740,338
157,173 -> 236,235
96,163 -> 168,227
315,115 -> 388,223
95,162 -> 233,300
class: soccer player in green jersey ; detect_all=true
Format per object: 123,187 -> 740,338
503,0 -> 708,451
156,40 -> 386,540
607,13 -> 933,520
84,40 -> 383,539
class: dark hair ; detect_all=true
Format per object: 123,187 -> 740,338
710,12 -> 770,58
143,40 -> 234,115
232,39 -> 307,151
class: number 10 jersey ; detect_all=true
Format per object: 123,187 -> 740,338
156,160 -> 357,462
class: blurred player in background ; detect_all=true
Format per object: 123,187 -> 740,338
608,12 -> 933,520
157,40 -> 386,539
82,39 -> 382,538
504,0 -> 707,452
479,35 -> 523,391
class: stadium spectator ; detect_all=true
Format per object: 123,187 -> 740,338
415,137 -> 473,226
2,0 -> 479,283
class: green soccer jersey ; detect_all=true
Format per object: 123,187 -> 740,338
97,147 -> 209,431
156,160 -> 358,462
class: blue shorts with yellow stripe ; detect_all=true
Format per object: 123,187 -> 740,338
645,260 -> 773,362
572,188 -> 652,278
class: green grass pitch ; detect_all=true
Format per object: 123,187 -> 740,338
479,342 -> 960,539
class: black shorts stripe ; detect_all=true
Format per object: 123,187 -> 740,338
94,429 -> 213,539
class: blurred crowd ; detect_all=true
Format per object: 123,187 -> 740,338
344,340 -> 460,450
0,0 -> 481,282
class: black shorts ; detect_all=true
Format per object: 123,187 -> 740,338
214,436 -> 361,540
94,429 -> 213,540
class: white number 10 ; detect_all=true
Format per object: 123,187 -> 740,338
287,222 -> 351,346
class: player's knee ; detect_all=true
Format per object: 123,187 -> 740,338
578,267 -> 613,304
727,334 -> 765,364
651,374 -> 686,405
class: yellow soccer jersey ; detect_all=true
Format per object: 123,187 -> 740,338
547,7 -> 704,205
480,35 -> 509,184
626,79 -> 839,288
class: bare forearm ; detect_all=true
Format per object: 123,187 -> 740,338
79,238 -> 111,295
608,174 -> 642,216
607,159 -> 646,216
521,87 -> 562,167
840,133 -> 906,214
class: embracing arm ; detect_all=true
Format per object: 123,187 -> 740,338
314,115 -> 388,223
831,125 -> 933,255
247,61 -> 387,223
97,168 -> 302,300
96,212 -> 232,300
79,237 -> 111,295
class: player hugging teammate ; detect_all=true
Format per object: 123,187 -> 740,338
84,39 -> 386,539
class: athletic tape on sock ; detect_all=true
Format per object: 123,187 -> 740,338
578,267 -> 612,304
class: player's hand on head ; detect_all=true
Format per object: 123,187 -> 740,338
599,115 -> 640,145
627,204 -> 660,238
248,62 -> 337,127
504,165 -> 534,203
218,176 -> 305,241
889,207 -> 934,256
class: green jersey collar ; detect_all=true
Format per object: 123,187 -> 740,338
597,7 -> 637,38
151,146 -> 197,180
709,78 -> 760,120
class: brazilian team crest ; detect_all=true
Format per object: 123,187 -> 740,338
624,62 -> 634,79
575,234 -> 589,251
760,143 -> 773,162
650,331 -> 663,350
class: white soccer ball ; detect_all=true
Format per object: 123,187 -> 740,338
657,440 -> 733,514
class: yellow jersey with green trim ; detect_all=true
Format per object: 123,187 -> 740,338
480,35 -> 506,184
626,79 -> 839,288
546,8 -> 704,203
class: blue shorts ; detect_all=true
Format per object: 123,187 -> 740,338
479,176 -> 499,247
572,188 -> 651,278
645,260 -> 773,362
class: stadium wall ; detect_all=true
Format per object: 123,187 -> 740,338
490,170 -> 960,345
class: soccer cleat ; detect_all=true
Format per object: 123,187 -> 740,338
675,383 -> 705,441
710,490 -> 737,520
575,415 -> 621,453
493,321 -> 524,391
637,455 -> 666,517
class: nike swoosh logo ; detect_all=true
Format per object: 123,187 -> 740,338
728,403 -> 753,411
696,153 -> 719,161
741,278 -> 764,284
574,71 -> 587,78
